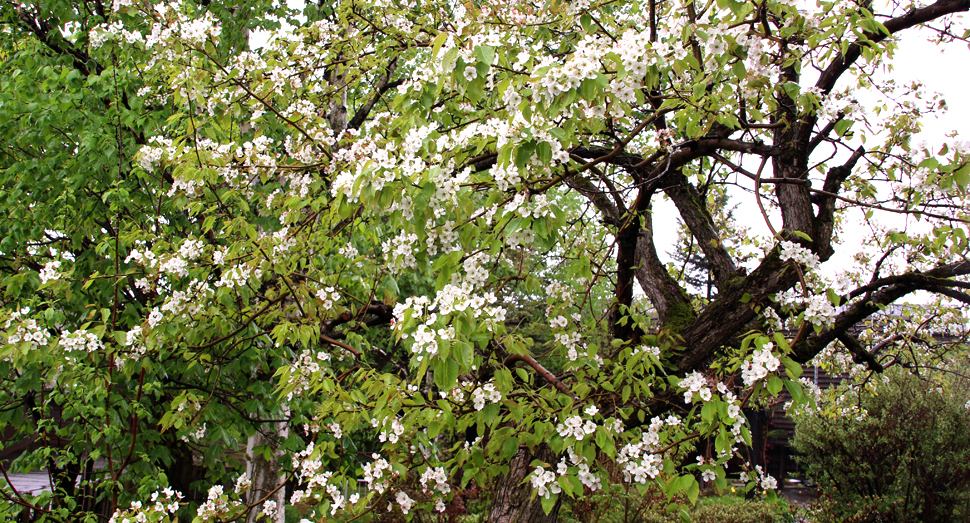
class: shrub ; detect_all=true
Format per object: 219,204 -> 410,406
792,368 -> 970,523
560,483 -> 784,523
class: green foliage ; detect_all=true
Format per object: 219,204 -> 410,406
793,369 -> 970,523
1,0 -> 969,519
561,483 -> 785,523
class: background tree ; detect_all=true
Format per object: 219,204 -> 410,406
0,0 -> 969,521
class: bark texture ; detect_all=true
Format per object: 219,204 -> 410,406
246,422 -> 289,523
488,445 -> 562,523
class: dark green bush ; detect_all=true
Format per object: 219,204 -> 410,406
792,368 -> 970,523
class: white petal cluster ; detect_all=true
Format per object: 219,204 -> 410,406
362,453 -> 393,494
617,416 -> 680,483
741,347 -> 781,387
382,231 -> 418,272
803,294 -> 837,329
379,417 -> 406,444
216,264 -> 263,288
60,330 -> 103,353
4,309 -> 50,351
556,415 -> 597,441
471,382 -> 502,410
419,466 -> 452,496
108,488 -> 182,523
316,286 -> 339,310
282,350 -> 333,401
394,491 -> 414,514
529,467 -> 562,499
39,261 -> 63,284
778,241 -> 820,271
195,484 -> 242,521
679,371 -> 711,403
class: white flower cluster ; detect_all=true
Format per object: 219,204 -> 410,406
471,382 -> 502,410
272,227 -> 296,257
89,20 -> 143,49
556,415 -> 597,441
556,447 -> 603,491
379,417 -> 406,444
778,241 -> 820,271
393,267 -> 507,361
419,466 -> 452,503
60,330 -> 103,353
679,371 -> 713,403
290,443 -> 359,514
145,9 -> 221,48
803,294 -> 837,329
137,136 -> 177,172
124,326 -> 148,358
261,500 -> 278,519
282,350 -> 332,401
125,248 -> 158,267
554,331 -> 584,361
382,231 -> 419,272
362,453 -> 393,494
316,286 -> 339,310
753,465 -> 778,490
178,239 -> 205,260
234,473 -> 251,494
530,466 -> 562,499
195,484 -> 243,522
4,308 -> 50,351
631,345 -> 661,359
741,347 -> 781,387
39,261 -> 63,284
394,491 -> 414,514
216,264 -> 263,288
617,416 -> 681,483
108,487 -> 182,523
404,320 -> 453,362
158,255 -> 190,278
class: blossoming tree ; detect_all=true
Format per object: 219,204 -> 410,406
1,0 -> 969,520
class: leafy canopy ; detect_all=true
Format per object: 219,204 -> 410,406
1,0 -> 969,520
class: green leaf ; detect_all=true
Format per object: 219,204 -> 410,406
954,163 -> 970,189
834,119 -> 852,137
541,493 -> 558,514
475,45 -> 495,66
782,357 -> 803,379
767,376 -> 783,395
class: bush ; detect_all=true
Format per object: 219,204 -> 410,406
560,482 -> 784,523
792,368 -> 970,523
692,497 -> 783,523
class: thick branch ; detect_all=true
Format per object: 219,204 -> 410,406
815,0 -> 970,97
633,197 -> 695,327
836,332 -> 885,372
813,146 -> 866,261
664,170 -> 741,290
792,260 -> 970,362
797,0 -> 970,146
347,60 -> 404,131
676,252 -> 795,372
564,173 -> 622,223
14,7 -> 102,76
